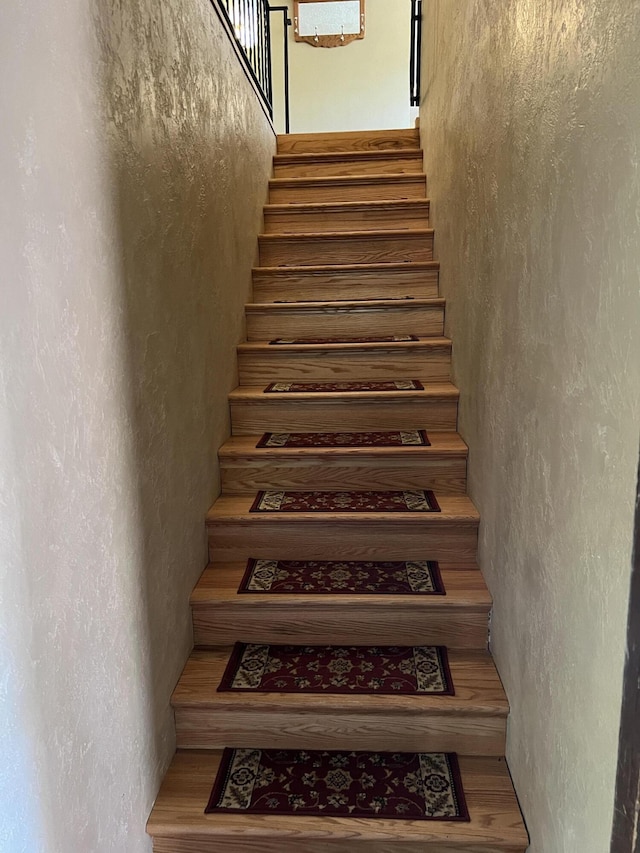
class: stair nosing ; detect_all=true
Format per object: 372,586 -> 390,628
237,337 -> 451,353
245,297 -> 445,311
274,148 -> 423,164
259,227 -> 434,241
263,199 -> 430,214
269,172 -> 427,188
253,260 -> 440,275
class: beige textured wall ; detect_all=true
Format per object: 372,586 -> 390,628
271,0 -> 412,134
0,0 -> 274,850
420,3 -> 640,851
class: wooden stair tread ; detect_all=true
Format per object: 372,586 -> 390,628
173,648 -> 508,716
259,227 -> 434,241
245,297 -> 445,312
264,199 -> 430,214
147,750 -> 528,850
237,337 -> 451,353
276,128 -> 421,155
229,381 -> 459,402
192,563 -> 489,607
206,493 -> 478,525
219,431 -> 467,459
273,148 -> 423,166
253,259 -> 439,275
269,172 -> 426,189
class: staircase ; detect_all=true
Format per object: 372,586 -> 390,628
147,128 -> 528,852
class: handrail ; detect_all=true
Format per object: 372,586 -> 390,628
269,6 -> 292,133
410,0 -> 422,106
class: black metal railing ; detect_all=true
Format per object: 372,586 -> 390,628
215,0 -> 273,115
269,6 -> 292,133
410,0 -> 422,106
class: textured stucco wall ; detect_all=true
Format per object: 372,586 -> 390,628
0,0 -> 275,850
271,0 -> 412,134
420,3 -> 640,851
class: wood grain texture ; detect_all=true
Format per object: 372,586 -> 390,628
268,173 -> 427,205
147,751 -> 529,853
219,431 -> 468,495
191,564 -> 489,648
236,338 -> 452,384
147,128 -> 530,852
229,382 -> 459,434
205,494 -> 479,565
263,200 -> 430,234
273,149 -> 424,178
251,261 -> 440,302
276,128 -> 421,155
244,298 -> 445,340
173,648 -> 507,754
258,229 -> 434,267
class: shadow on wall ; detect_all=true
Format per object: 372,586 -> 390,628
96,0 -> 275,844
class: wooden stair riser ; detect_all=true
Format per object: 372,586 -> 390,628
259,231 -> 434,267
207,520 -> 479,565
153,833 -> 526,853
175,710 -> 505,756
230,396 -> 459,435
252,263 -> 440,302
245,302 -> 445,340
154,837 -> 524,853
174,648 -> 506,754
236,344 -> 451,384
276,128 -> 421,155
220,455 -> 467,495
193,603 -> 487,648
273,151 -> 424,179
263,201 -> 430,235
269,174 -> 427,204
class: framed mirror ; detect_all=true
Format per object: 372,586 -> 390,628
293,0 -> 365,48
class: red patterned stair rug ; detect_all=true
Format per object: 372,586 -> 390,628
269,335 -> 418,345
263,379 -> 424,393
218,644 -> 454,695
274,296 -> 415,303
238,558 -> 445,594
256,429 -> 430,448
205,749 -> 470,821
249,489 -> 440,513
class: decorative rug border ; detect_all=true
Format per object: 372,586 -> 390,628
248,489 -> 441,514
268,335 -> 419,345
216,643 -> 455,696
255,430 -> 431,449
263,379 -> 425,394
205,749 -> 470,822
237,558 -> 446,596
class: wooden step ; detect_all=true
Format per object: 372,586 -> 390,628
273,149 -> 424,179
147,751 -> 529,853
205,494 -> 479,564
263,200 -> 430,235
253,261 -> 440,302
258,229 -> 434,267
236,338 -> 452,384
192,563 -> 489,647
268,173 -> 427,205
252,261 -> 440,302
244,298 -> 445,340
173,648 -> 507,754
219,431 -> 468,495
229,382 -> 459,435
276,128 -> 421,155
